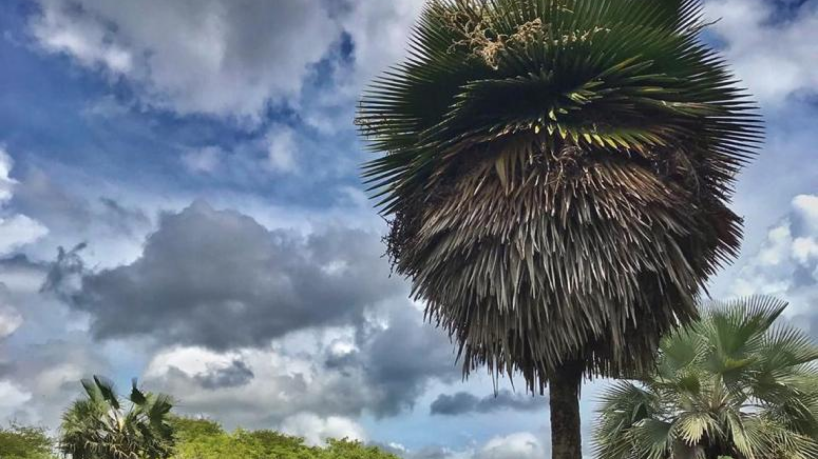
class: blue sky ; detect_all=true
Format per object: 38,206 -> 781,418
0,1 -> 817,458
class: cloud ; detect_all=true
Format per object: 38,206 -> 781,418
25,0 -> 429,130
474,433 -> 546,459
384,432 -> 547,459
357,305 -> 459,417
9,167 -> 151,267
182,146 -> 224,175
704,0 -> 818,107
430,390 -> 545,416
29,0 -> 341,124
0,215 -> 48,257
266,125 -> 298,173
141,300 -> 458,425
193,359 -> 254,390
0,147 -> 48,256
279,412 -> 366,446
0,380 -> 31,420
0,335 -> 112,426
0,302 -> 23,339
732,194 -> 818,334
53,200 -> 403,349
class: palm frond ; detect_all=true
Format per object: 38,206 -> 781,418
595,297 -> 818,458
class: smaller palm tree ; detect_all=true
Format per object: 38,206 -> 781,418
594,296 -> 818,459
60,375 -> 174,459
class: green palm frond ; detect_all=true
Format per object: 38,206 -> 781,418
357,0 -> 761,390
594,297 -> 818,459
60,375 -> 175,459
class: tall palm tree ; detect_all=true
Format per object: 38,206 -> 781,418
594,296 -> 818,459
60,376 -> 175,459
356,0 -> 761,456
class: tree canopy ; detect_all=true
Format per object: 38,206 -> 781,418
0,424 -> 56,459
357,0 -> 761,391
595,296 -> 818,459
59,376 -> 175,459
170,417 -> 399,459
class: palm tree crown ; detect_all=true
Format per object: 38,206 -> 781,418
595,296 -> 818,459
60,376 -> 174,459
356,0 -> 761,390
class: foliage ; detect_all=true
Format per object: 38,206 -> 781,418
0,424 -> 56,459
356,0 -> 761,391
594,296 -> 818,459
170,417 -> 399,459
59,375 -> 175,459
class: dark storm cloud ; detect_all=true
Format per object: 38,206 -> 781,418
430,390 -> 545,416
194,360 -> 255,390
359,305 -> 459,417
50,200 -> 404,350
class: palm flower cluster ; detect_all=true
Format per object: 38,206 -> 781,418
357,0 -> 761,392
60,376 -> 174,459
595,297 -> 818,459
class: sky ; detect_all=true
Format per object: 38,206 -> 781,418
0,0 -> 817,458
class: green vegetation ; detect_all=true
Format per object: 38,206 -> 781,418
356,0 -> 761,457
0,424 -> 56,459
171,417 -> 398,459
595,297 -> 818,459
59,376 -> 175,459
0,416 -> 398,459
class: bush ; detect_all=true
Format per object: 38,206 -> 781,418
0,424 -> 56,459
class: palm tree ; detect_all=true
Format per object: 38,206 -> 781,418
594,297 -> 818,459
356,0 -> 761,457
60,376 -> 175,459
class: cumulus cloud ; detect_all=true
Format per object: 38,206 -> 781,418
29,0 -> 340,123
704,0 -> 818,107
384,432 -> 547,459
0,254 -> 119,427
430,390 -> 546,416
26,0 -> 428,129
0,335 -> 112,426
279,412 -> 366,446
732,194 -> 818,334
0,380 -> 31,420
193,359 -> 255,390
52,200 -> 403,349
474,432 -> 546,459
141,301 -> 457,425
266,125 -> 298,173
9,167 -> 151,267
0,147 -> 48,255
182,146 -> 224,175
0,303 -> 23,339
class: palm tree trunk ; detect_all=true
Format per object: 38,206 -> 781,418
549,359 -> 583,459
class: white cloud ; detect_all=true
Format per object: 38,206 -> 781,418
475,432 -> 546,459
0,381 -> 32,419
0,215 -> 49,255
31,0 -> 133,73
394,431 -> 547,459
279,412 -> 366,446
266,125 -> 298,173
26,0 -> 430,130
732,194 -> 818,324
0,148 -> 17,204
0,147 -> 48,255
29,0 -> 340,124
704,0 -> 818,107
182,146 -> 224,174
142,338 -> 374,429
0,304 -> 23,339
